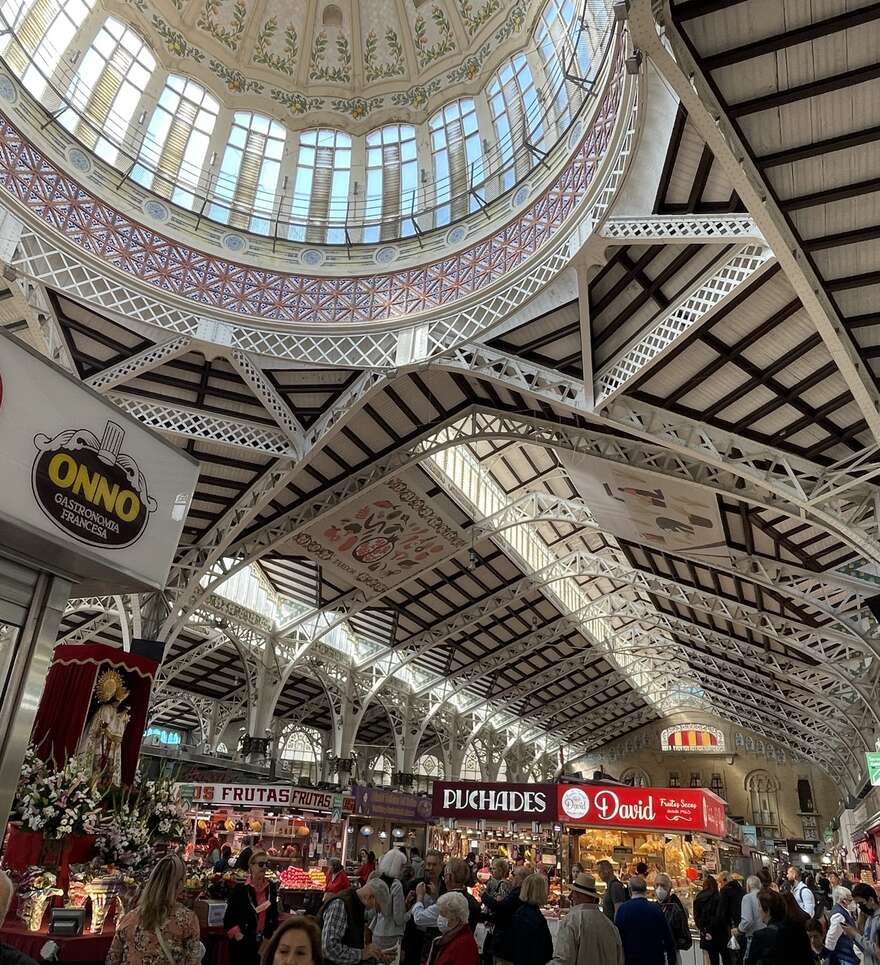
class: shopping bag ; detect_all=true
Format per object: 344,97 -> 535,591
474,922 -> 488,952
727,934 -> 740,951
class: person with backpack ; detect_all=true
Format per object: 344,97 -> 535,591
694,875 -> 728,965
788,866 -> 816,918
654,874 -> 692,960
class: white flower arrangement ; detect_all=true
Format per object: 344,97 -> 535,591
95,807 -> 152,869
18,755 -> 102,839
143,778 -> 188,842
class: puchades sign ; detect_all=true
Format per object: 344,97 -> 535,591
0,329 -> 199,591
432,781 -> 556,822
557,785 -> 727,838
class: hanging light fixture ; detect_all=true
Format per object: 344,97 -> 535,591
379,830 -> 388,840
392,828 -> 405,839
360,825 -> 374,836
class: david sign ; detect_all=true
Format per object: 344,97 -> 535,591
557,784 -> 727,838
432,782 -> 556,822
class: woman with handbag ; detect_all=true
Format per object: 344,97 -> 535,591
225,849 -> 281,965
106,854 -> 201,965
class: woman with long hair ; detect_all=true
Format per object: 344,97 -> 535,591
106,854 -> 201,965
225,849 -> 281,965
260,917 -> 323,965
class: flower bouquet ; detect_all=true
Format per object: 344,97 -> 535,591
143,779 -> 188,842
18,755 -> 102,844
95,803 -> 152,871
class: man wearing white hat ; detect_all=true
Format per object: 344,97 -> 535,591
551,873 -> 624,965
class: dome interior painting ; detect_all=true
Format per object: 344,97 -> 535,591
0,0 -> 613,242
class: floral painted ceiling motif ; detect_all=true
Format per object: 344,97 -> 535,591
108,0 -> 538,125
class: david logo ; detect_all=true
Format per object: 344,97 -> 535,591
561,787 -> 590,820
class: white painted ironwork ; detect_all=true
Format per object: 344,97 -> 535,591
593,244 -> 777,403
86,336 -> 193,392
598,215 -> 763,243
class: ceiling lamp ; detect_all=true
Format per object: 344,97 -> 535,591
392,828 -> 404,839
360,825 -> 374,836
379,831 -> 388,840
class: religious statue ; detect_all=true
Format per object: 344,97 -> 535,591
77,669 -> 131,786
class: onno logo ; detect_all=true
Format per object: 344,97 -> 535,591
561,787 -> 590,820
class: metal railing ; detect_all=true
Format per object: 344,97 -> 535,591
0,0 -> 616,247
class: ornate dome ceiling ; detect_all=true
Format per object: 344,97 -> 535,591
106,0 -> 541,126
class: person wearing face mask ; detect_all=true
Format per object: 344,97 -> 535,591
844,883 -> 880,965
824,886 -> 860,965
653,874 -> 691,958
260,917 -> 324,965
425,892 -> 478,965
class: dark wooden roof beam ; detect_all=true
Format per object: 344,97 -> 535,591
730,62 -> 880,118
701,3 -> 880,71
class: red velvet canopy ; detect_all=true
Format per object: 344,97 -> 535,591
31,643 -> 158,786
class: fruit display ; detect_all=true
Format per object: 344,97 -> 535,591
279,865 -> 325,890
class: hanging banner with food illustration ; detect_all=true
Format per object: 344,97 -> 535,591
561,454 -> 729,563
292,474 -> 466,594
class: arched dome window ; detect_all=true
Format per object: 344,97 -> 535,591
1,0 -> 96,99
363,123 -> 418,243
209,111 -> 286,234
746,770 -> 780,838
461,746 -> 481,781
281,726 -> 320,783
133,74 -> 219,210
487,53 -> 543,192
429,98 -> 484,227
289,128 -> 352,245
59,17 -> 155,165
620,767 -> 650,788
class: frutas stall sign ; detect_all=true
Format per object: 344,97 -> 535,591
558,784 -> 727,838
432,781 -> 556,822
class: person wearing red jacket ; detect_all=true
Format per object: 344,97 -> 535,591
325,857 -> 351,897
426,891 -> 479,965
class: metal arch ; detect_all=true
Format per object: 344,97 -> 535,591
427,348 -> 880,560
610,644 -> 859,775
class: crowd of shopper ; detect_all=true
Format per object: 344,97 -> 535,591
4,844 -> 880,965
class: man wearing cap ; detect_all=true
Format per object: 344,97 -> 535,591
550,873 -> 624,965
613,876 -> 675,965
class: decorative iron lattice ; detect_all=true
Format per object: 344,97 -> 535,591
107,392 -> 296,456
598,215 -> 763,243
86,335 -> 193,392
594,244 -> 775,403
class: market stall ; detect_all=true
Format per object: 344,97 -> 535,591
430,781 -> 564,907
181,781 -> 354,911
349,784 -> 432,867
557,783 -> 728,918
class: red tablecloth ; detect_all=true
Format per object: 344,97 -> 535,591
0,919 -> 230,964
